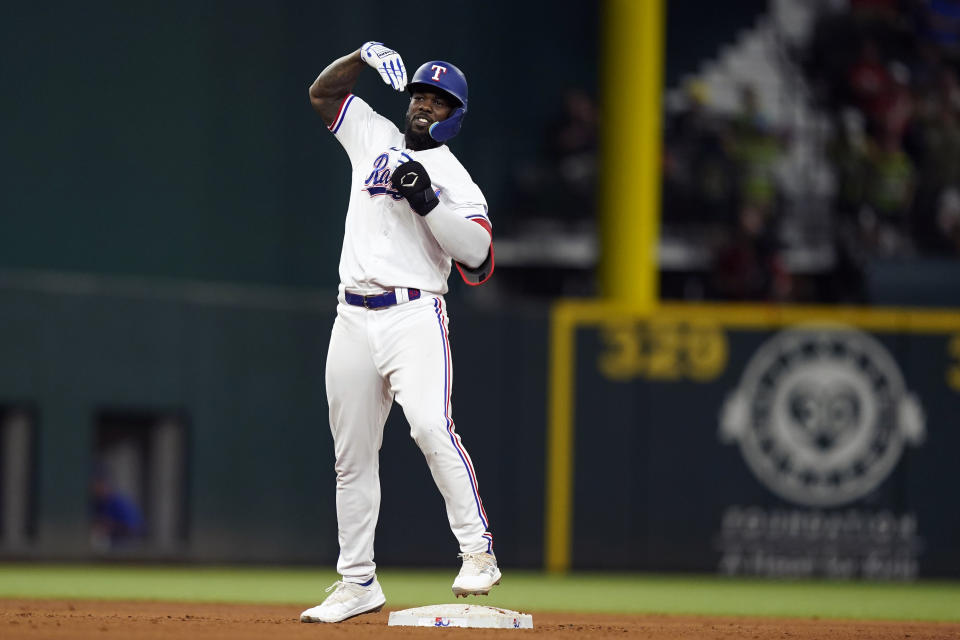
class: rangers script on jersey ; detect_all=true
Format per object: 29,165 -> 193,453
328,94 -> 491,296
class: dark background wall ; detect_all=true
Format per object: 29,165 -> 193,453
567,319 -> 959,579
0,0 -> 598,287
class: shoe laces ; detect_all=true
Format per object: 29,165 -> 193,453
458,552 -> 496,573
323,580 -> 368,604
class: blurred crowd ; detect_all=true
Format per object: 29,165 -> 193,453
496,88 -> 600,298
662,81 -> 794,301
507,88 -> 599,232
500,0 -> 960,303
663,0 -> 960,302
806,0 -> 960,258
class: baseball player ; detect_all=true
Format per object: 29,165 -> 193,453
299,42 -> 499,624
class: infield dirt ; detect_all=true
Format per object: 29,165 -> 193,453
3,599 -> 960,639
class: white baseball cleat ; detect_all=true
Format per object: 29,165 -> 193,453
299,579 -> 386,623
452,552 -> 502,597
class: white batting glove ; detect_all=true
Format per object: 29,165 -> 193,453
361,41 -> 407,91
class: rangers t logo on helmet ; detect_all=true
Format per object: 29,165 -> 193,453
408,61 -> 468,142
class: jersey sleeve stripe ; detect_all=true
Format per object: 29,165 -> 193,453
328,93 -> 355,133
470,217 -> 492,237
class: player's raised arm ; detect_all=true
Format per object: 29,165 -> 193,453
309,42 -> 407,127
309,48 -> 364,126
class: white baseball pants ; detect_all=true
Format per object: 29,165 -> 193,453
325,294 -> 493,583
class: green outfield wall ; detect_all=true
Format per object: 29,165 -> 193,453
0,277 -> 547,566
2,280 -> 960,579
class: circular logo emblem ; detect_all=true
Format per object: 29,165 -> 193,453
720,326 -> 924,507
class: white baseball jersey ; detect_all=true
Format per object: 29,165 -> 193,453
328,93 -> 491,296
322,92 -> 495,585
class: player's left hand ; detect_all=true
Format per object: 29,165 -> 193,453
361,41 -> 407,91
391,160 -> 438,216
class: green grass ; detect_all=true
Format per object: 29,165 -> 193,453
1,564 -> 959,621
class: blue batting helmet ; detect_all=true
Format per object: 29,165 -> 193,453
407,61 -> 468,142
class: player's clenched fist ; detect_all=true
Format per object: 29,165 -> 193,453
391,160 -> 438,216
361,41 -> 407,91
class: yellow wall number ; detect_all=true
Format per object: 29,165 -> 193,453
598,320 -> 641,380
949,334 -> 960,391
684,320 -> 729,381
599,320 -> 728,382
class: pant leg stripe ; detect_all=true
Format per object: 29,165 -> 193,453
433,298 -> 489,529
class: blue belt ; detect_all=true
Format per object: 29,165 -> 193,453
344,288 -> 421,309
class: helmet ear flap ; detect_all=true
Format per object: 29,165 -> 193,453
428,107 -> 466,142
